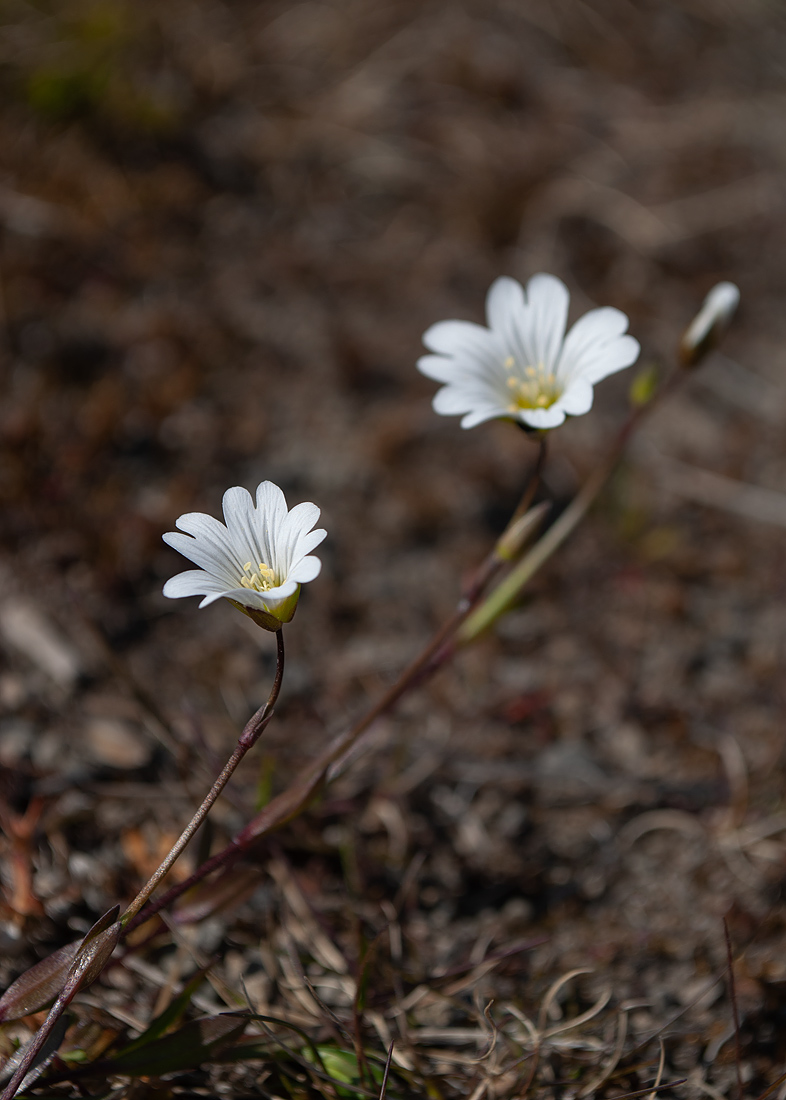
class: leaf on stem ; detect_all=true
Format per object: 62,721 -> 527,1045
494,502 -> 550,562
110,965 -> 211,1057
0,943 -> 80,1023
0,1015 -> 70,1093
0,906 -> 123,1025
66,906 -> 122,991
172,866 -> 264,925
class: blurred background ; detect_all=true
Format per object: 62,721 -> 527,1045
1,0 -> 786,1089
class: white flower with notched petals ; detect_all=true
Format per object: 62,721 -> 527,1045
417,274 -> 640,431
163,482 -> 326,630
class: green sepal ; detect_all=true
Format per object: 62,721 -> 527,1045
227,586 -> 300,631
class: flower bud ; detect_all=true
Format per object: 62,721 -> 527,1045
679,282 -> 740,368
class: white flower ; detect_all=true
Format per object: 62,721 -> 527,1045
417,273 -> 640,430
680,281 -> 740,367
162,481 -> 326,630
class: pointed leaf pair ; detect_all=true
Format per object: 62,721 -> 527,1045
0,944 -> 80,1024
0,906 -> 120,1024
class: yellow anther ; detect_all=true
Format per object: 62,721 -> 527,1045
504,356 -> 515,369
504,361 -> 562,413
239,560 -> 276,592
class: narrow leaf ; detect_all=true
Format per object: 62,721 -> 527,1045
67,920 -> 122,992
3,1015 -> 69,1093
112,965 -> 210,1056
173,867 -> 263,925
81,906 -> 120,944
0,943 -> 79,1023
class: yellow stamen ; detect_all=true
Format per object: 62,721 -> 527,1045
504,356 -> 515,370
239,560 -> 277,592
503,358 -> 561,412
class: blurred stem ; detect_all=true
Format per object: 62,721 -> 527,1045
458,458 -> 610,643
119,629 -> 285,928
458,369 -> 681,643
510,433 -> 548,524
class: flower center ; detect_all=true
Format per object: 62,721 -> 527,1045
240,561 -> 277,592
503,356 -> 561,411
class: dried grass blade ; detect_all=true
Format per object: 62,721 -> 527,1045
542,985 -> 612,1039
577,1008 -> 628,1098
537,968 -> 593,1031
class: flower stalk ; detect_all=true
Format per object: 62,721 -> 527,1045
120,628 -> 285,928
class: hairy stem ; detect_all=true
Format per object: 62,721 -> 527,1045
120,629 -> 285,928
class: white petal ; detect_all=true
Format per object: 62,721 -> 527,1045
423,319 -> 496,358
286,500 -> 320,533
259,578 -> 299,603
419,353 -> 508,389
288,555 -> 322,584
170,511 -> 246,575
210,580 -> 297,610
557,377 -> 594,416
461,404 -> 510,429
433,386 -> 477,415
417,354 -> 461,383
198,590 -> 233,608
163,570 -> 230,600
518,404 -> 566,430
256,481 -> 291,575
278,501 -> 321,573
558,307 -> 639,384
220,486 -> 263,568
294,527 -> 327,560
255,480 -> 288,525
221,484 -> 281,580
486,276 -> 526,334
519,274 -> 569,372
162,530 -> 238,586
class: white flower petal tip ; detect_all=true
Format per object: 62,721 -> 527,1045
680,282 -> 740,367
162,481 -> 325,631
417,274 -> 640,432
